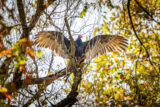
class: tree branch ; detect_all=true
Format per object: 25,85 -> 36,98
28,0 -> 46,32
54,65 -> 82,107
49,9 -> 83,107
16,0 -> 27,30
64,17 -> 75,58
127,0 -> 155,67
1,0 -> 58,99
23,68 -> 70,86
4,68 -> 69,95
17,0 -> 28,38
13,0 -> 31,94
23,86 -> 46,107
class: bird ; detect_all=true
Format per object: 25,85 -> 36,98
75,35 -> 84,60
35,31 -> 127,61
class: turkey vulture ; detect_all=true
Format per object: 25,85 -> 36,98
35,31 -> 127,60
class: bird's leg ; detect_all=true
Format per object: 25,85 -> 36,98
78,56 -> 81,60
75,56 -> 78,62
75,56 -> 81,61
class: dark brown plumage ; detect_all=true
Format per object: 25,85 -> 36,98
35,31 -> 128,60
83,35 -> 128,59
35,31 -> 70,58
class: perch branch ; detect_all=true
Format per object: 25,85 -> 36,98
64,17 -> 75,58
54,66 -> 82,107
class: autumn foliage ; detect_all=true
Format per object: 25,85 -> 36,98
0,0 -> 159,106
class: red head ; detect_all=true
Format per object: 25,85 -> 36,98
78,35 -> 83,38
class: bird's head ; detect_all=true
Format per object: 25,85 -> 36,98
78,34 -> 83,39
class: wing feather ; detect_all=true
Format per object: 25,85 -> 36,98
35,31 -> 70,57
83,35 -> 128,59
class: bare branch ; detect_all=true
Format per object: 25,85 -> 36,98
16,0 -> 27,29
17,0 -> 28,38
48,52 -> 54,72
127,0 -> 156,69
25,68 -> 69,86
3,68 -> 69,96
64,17 -> 75,58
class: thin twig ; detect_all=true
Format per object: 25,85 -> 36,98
134,0 -> 160,24
48,52 -> 54,72
127,0 -> 155,68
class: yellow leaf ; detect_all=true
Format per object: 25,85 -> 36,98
126,73 -> 130,79
86,36 -> 88,41
114,86 -> 118,91
149,65 -> 153,70
66,59 -> 70,64
44,1 -> 49,7
115,72 -> 120,78
117,104 -> 122,107
48,72 -> 52,76
94,27 -> 99,36
0,50 -> 5,57
127,96 -> 133,100
19,60 -> 26,65
70,73 -> 74,78
110,17 -> 115,21
80,11 -> 86,18
112,68 -> 116,72
153,45 -> 156,50
114,93 -> 119,100
18,57 -> 26,65
0,87 -> 8,93
36,50 -> 44,58
112,12 -> 115,16
19,38 -> 27,42
158,34 -> 160,40
111,53 -> 115,58
66,88 -> 70,92
119,89 -> 124,93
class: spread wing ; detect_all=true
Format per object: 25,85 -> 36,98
83,35 -> 128,59
35,31 -> 70,57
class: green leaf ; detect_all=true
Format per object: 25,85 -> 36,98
79,3 -> 88,18
36,50 -> 45,58
6,40 -> 12,46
